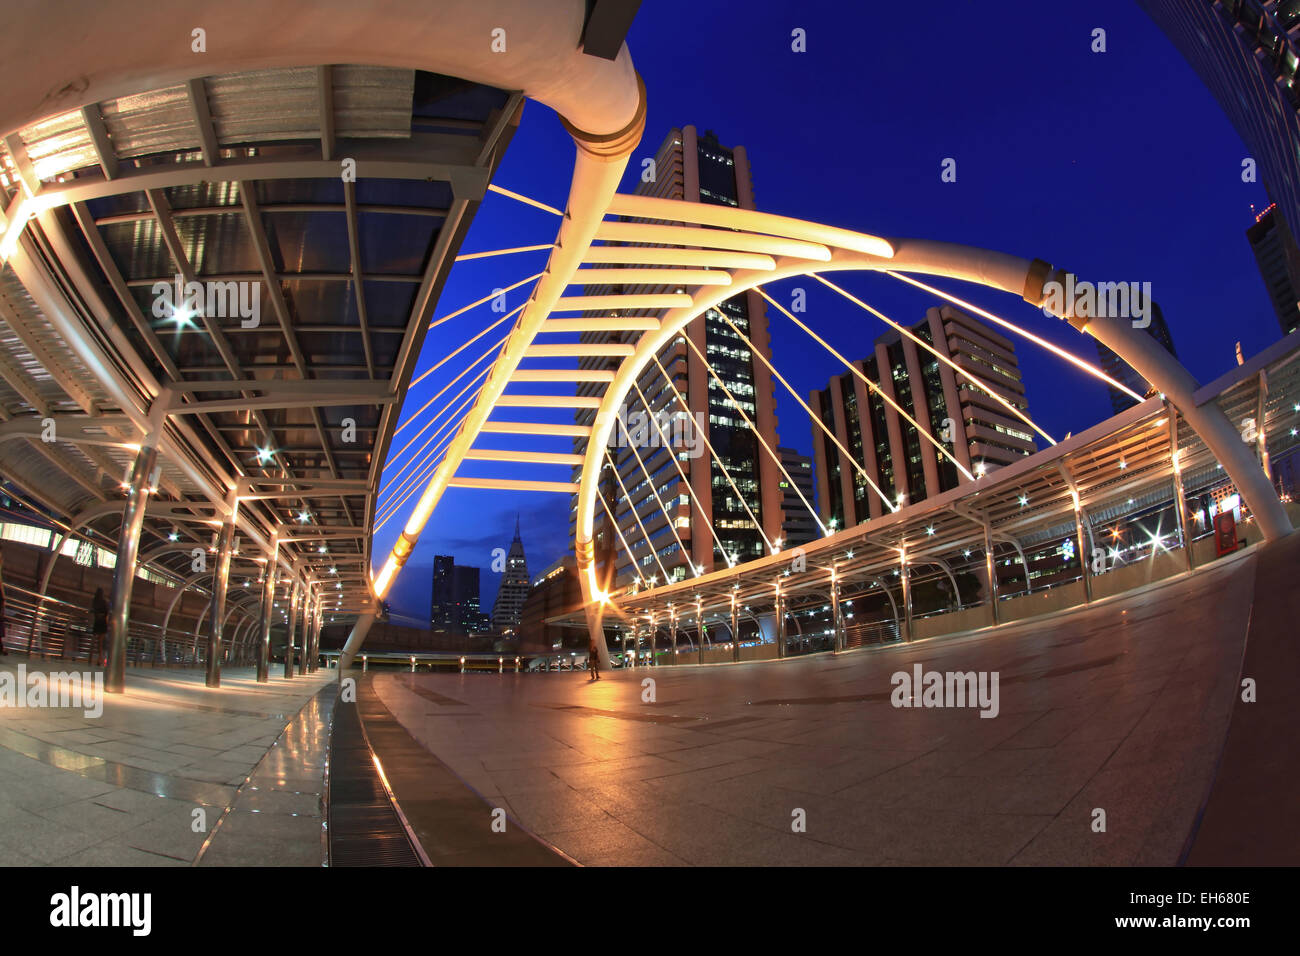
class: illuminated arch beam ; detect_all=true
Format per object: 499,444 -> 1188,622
574,238 -> 1293,662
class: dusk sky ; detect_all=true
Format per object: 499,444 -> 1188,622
374,0 -> 1277,623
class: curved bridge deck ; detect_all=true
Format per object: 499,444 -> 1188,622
366,542 -> 1288,866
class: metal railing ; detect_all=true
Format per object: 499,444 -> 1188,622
1,584 -> 202,667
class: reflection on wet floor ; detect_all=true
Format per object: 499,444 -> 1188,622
0,665 -> 334,866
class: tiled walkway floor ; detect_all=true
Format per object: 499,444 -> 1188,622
0,665 -> 334,865
372,550 -> 1263,866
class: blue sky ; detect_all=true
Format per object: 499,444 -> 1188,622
374,0 -> 1277,622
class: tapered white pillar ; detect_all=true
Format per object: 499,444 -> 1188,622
205,491 -> 240,688
106,440 -> 159,694
284,577 -> 300,680
256,533 -> 279,682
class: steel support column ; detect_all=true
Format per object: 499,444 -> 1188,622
1169,411 -> 1194,572
105,439 -> 159,694
284,577 -> 300,680
307,599 -> 321,673
1073,501 -> 1092,604
730,597 -> 740,662
256,532 -> 279,682
774,585 -> 786,658
1257,369 -> 1271,481
983,523 -> 999,626
299,586 -> 312,676
831,568 -> 845,653
696,601 -> 704,665
899,550 -> 913,643
205,490 -> 240,688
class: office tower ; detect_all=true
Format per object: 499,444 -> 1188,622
1247,203 -> 1300,335
430,555 -> 454,630
430,555 -> 483,634
491,517 -> 530,633
570,126 -> 783,589
810,305 -> 1034,529
777,446 -> 818,547
1139,1 -> 1300,251
1094,300 -> 1179,414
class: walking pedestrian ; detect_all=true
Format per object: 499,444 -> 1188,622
91,587 -> 108,667
588,642 -> 600,681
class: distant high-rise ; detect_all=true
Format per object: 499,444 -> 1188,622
777,446 -> 817,547
1247,203 -> 1300,336
1140,1 -> 1300,252
491,517 -> 530,634
810,305 -> 1034,527
570,126 -> 783,588
1094,300 -> 1179,414
430,555 -> 483,634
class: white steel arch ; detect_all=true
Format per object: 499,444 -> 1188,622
565,223 -> 1293,666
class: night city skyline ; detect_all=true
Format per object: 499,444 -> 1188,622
3,0 -> 1299,908
381,0 -> 1278,620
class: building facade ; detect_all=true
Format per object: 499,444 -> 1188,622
810,305 -> 1034,528
516,555 -> 584,653
490,517 -> 530,634
1247,202 -> 1300,335
777,446 -> 818,547
571,126 -> 783,589
1139,1 -> 1300,253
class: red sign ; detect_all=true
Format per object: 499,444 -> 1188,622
1214,512 -> 1238,557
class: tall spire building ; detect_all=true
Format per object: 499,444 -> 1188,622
491,516 -> 530,635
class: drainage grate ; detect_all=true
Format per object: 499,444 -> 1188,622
327,692 -> 423,867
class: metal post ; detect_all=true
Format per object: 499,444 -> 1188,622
831,568 -> 844,653
774,584 -> 786,658
983,522 -> 999,627
105,440 -> 159,694
730,597 -> 740,662
309,599 -> 322,673
899,549 -> 913,643
669,611 -> 677,662
696,600 -> 704,665
1170,416 -> 1194,571
284,576 -> 299,679
256,533 -> 279,682
1257,369 -> 1271,481
1073,497 -> 1092,604
299,586 -> 312,676
205,491 -> 239,689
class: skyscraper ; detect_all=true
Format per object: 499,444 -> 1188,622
430,555 -> 456,631
1093,300 -> 1179,414
1247,203 -> 1300,335
570,126 -> 783,589
1139,1 -> 1300,251
491,516 -> 530,634
430,555 -> 484,634
810,304 -> 1034,528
